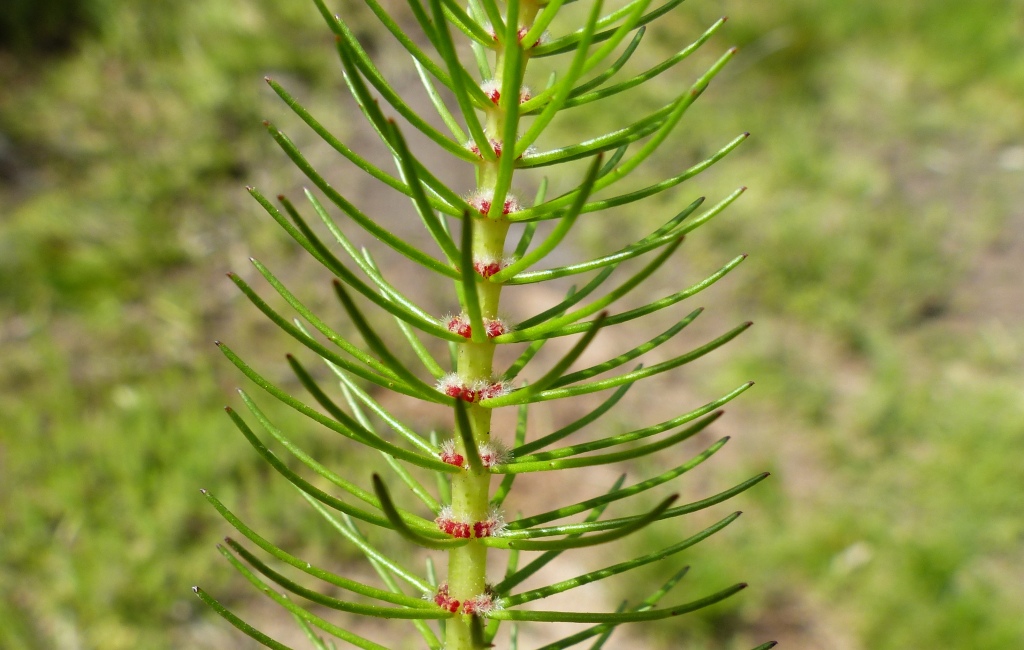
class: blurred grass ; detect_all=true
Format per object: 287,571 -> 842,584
1,0 -> 1023,648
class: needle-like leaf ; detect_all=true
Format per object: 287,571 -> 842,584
499,512 -> 741,607
201,490 -> 432,607
215,543 -> 396,649
193,587 -> 299,650
488,582 -> 747,622
494,412 -> 721,474
483,494 -> 677,550
372,475 -> 472,549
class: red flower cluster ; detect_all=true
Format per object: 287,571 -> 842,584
435,506 -> 505,539
439,439 -> 466,468
461,590 -> 496,616
437,374 -> 512,402
432,584 -> 498,616
473,259 -> 503,278
433,583 -> 460,613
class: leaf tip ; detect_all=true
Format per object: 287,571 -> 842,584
199,488 -> 207,494
192,585 -> 200,593
213,340 -> 222,347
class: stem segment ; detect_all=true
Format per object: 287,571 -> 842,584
445,3 -> 536,646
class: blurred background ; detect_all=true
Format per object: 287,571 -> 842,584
2,0 -> 1022,648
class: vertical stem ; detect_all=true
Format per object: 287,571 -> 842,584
445,3 -> 536,647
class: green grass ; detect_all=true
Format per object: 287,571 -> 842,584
1,0 -> 1022,648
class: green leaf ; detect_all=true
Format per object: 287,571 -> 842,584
491,153 -> 603,280
517,91 -> 688,170
332,280 -> 445,399
483,494 -> 676,550
296,615 -> 333,650
329,379 -> 442,513
532,0 -> 688,57
514,0 -> 606,156
252,136 -> 458,278
503,338 -> 546,380
429,430 -> 453,504
233,393 -> 394,510
372,475 -> 472,549
489,0 -> 524,217
201,490 -> 432,608
285,352 -> 451,459
458,211 -> 487,342
455,399 -> 484,473
495,474 -> 627,594
192,586 -> 298,650
319,7 -> 478,160
516,383 -> 750,463
487,582 -> 747,623
494,412 -> 721,474
513,380 -> 634,456
216,342 -> 457,472
521,0 -> 566,49
385,120 -> 463,264
537,254 -> 748,339
225,539 -> 448,619
548,310 -> 702,388
440,0 -> 495,45
301,494 -> 435,595
533,566 -> 689,650
226,270 -> 419,398
500,512 -> 741,608
330,368 -> 438,456
473,0 -> 505,36
507,322 -> 752,404
506,437 -> 730,531
514,265 -> 615,331
530,474 -> 770,537
214,544 -> 395,649
563,17 -> 727,110
505,312 -> 608,403
489,402 -> 529,507
414,58 -> 468,142
225,405 -> 424,532
359,0 -> 453,85
393,317 -> 446,379
493,238 -> 684,345
265,79 -> 434,206
559,25 -> 645,101
426,0 -> 493,156
504,197 -> 705,284
270,196 -> 464,341
569,134 -> 750,214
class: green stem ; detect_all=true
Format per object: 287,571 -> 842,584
446,3 -> 533,646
